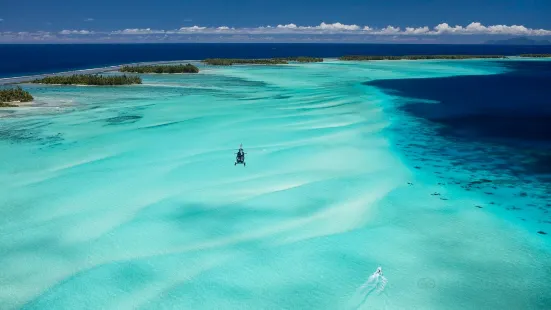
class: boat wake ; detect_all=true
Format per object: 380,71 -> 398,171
349,267 -> 388,309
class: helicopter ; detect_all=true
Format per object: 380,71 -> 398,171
235,144 -> 246,166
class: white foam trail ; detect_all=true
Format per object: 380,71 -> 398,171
350,267 -> 388,309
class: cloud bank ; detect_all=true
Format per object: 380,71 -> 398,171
2,22 -> 551,43
99,22 -> 551,36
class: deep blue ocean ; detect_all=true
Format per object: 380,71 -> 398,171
367,61 -> 551,179
2,43 -> 551,78
366,60 -> 551,231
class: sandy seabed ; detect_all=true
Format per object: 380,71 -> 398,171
1,60 -> 550,310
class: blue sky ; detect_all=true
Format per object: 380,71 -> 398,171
1,0 -> 550,43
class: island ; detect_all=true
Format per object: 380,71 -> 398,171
0,86 -> 34,107
519,54 -> 551,58
202,57 -> 323,66
31,74 -> 142,86
119,63 -> 199,73
338,55 -> 508,61
202,58 -> 288,66
276,57 -> 324,63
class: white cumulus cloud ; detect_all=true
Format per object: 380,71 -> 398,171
317,22 -> 360,31
431,22 -> 551,36
59,30 -> 94,35
274,22 -> 360,32
373,26 -> 402,35
404,26 -> 430,35
277,23 -> 298,29
177,25 -> 207,32
111,28 -> 165,34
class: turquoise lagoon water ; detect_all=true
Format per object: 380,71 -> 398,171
1,60 -> 550,310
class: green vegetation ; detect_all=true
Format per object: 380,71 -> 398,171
519,54 -> 551,58
32,74 -> 142,86
120,63 -> 199,73
276,57 -> 324,63
202,57 -> 324,66
202,58 -> 289,66
0,86 -> 33,107
339,55 -> 507,61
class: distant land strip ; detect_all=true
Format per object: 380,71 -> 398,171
0,60 -> 196,86
338,54 -> 551,60
518,54 -> 551,58
201,57 -> 324,65
120,63 -> 199,73
32,74 -> 142,86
